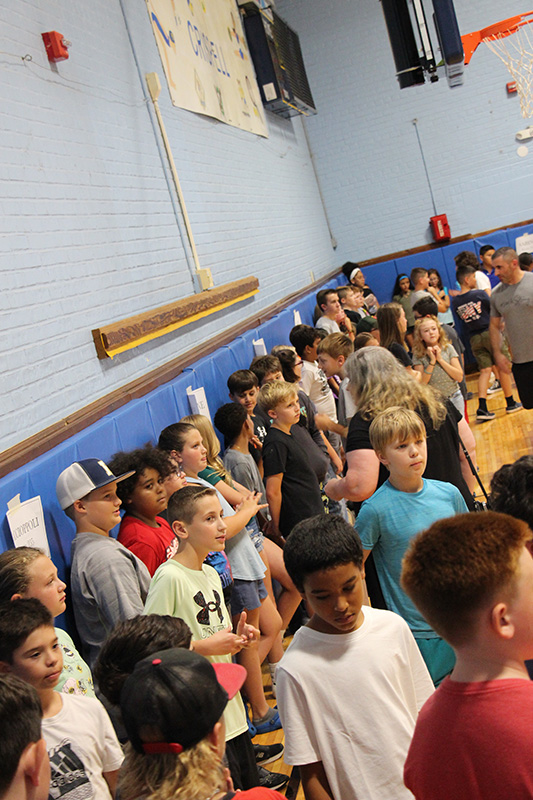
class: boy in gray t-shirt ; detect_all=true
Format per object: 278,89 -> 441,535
55,459 -> 151,668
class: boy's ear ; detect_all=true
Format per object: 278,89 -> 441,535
228,392 -> 235,402
0,661 -> 12,674
171,519 -> 188,540
490,601 -> 515,640
338,355 -> 346,368
73,498 -> 87,516
267,408 -> 277,421
23,738 -> 49,789
376,450 -> 389,468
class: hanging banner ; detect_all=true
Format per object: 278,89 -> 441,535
146,0 -> 268,137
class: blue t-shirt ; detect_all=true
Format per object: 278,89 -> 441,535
451,289 -> 491,335
357,478 -> 468,636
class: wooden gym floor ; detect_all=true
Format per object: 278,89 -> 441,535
256,370 -> 533,798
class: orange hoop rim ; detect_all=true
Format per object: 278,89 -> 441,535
480,12 -> 533,42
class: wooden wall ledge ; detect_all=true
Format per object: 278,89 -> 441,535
92,276 -> 259,358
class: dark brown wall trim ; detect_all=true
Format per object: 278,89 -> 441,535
0,267 -> 340,479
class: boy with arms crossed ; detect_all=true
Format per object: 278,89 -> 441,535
402,511 -> 533,799
276,515 -> 433,800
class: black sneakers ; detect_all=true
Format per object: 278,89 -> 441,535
257,765 -> 290,791
254,742 -> 285,766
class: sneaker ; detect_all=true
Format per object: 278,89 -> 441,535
506,400 -> 523,413
466,391 -> 474,401
247,716 -> 257,738
253,708 -> 283,735
476,408 -> 496,422
257,766 -> 289,791
254,742 -> 284,766
487,380 -> 501,394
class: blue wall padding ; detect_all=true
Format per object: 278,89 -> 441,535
0,232 -> 519,587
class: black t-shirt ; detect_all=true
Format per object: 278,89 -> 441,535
346,400 -> 474,511
250,408 -> 270,465
388,342 -> 413,368
262,426 -> 325,537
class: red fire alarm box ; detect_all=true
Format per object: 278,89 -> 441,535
42,31 -> 69,62
430,214 -> 451,242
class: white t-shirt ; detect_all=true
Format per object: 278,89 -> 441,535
43,693 -> 123,800
300,361 -> 338,421
277,606 -> 434,800
475,270 -> 491,292
316,316 -> 340,334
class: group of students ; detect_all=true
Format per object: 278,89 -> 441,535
1,260 -> 533,799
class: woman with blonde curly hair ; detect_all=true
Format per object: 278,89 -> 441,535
119,647 -> 285,800
325,347 -> 476,511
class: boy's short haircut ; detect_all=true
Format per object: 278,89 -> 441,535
249,355 -> 282,384
289,325 -> 320,357
353,332 -> 375,351
519,252 -> 533,269
227,369 -> 259,395
213,403 -> 248,445
108,444 -> 173,503
0,674 -> 43,796
336,285 -> 354,302
479,244 -> 495,257
455,264 -> 476,285
94,614 -> 192,706
316,332 -> 353,360
412,296 -> 439,317
257,380 -> 298,414
166,484 -> 217,526
454,250 -> 478,269
158,422 -> 195,454
284,514 -> 364,592
316,288 -> 338,310
0,598 -> 53,664
401,511 -> 532,647
410,267 -> 428,284
490,455 -> 533,529
369,406 -> 426,455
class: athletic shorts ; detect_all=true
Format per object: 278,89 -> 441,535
231,578 -> 267,615
470,329 -> 510,371
512,360 -> 533,409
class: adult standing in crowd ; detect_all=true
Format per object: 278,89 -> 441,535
490,247 -> 533,409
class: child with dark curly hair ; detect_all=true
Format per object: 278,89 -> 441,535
109,445 -> 181,577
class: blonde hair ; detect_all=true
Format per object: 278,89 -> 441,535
369,407 -> 426,454
345,348 -> 446,427
180,414 -> 229,482
316,333 -> 353,360
0,547 -> 45,604
119,739 -> 224,800
258,381 -> 298,414
412,315 -> 450,359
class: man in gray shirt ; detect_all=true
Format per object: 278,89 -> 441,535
490,246 -> 533,409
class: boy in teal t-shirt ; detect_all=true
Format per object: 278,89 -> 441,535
357,406 -> 468,685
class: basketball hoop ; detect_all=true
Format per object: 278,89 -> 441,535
462,12 -> 533,118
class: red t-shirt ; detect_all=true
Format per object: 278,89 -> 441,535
117,515 -> 178,576
404,677 -> 533,799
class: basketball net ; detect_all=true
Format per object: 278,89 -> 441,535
482,15 -> 533,118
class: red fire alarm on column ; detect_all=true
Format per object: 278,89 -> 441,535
41,31 -> 70,62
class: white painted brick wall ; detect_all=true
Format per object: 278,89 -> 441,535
276,0 -> 533,261
0,0 -> 337,452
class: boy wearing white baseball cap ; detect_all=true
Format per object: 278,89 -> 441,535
56,458 -> 151,669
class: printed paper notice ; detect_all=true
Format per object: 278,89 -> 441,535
187,386 -> 211,420
7,495 -> 50,555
